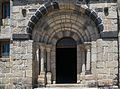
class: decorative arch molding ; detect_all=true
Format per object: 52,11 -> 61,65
26,1 -> 104,40
56,37 -> 77,48
48,30 -> 81,45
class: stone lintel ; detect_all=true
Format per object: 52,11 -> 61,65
12,34 -> 30,40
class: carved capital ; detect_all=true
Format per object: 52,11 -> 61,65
84,42 -> 91,49
46,44 -> 52,52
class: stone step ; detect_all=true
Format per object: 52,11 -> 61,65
35,84 -> 118,89
35,84 -> 98,89
46,84 -> 87,87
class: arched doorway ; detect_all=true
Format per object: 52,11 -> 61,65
26,1 -> 103,86
56,38 -> 77,84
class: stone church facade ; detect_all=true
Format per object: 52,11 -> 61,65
0,0 -> 120,89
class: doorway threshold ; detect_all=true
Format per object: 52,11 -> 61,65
35,87 -> 98,89
46,84 -> 88,88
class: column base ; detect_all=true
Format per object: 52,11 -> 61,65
46,72 -> 52,84
38,72 -> 46,86
85,70 -> 91,74
80,73 -> 85,84
77,74 -> 81,84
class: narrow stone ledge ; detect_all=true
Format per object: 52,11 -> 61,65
101,31 -> 118,38
12,34 -> 30,40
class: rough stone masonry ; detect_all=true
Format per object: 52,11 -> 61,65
0,0 -> 120,89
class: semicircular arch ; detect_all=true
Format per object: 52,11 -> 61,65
27,1 -> 103,44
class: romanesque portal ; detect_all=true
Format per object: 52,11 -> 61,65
27,2 -> 104,86
0,0 -> 119,88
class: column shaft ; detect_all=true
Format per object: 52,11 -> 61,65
40,47 -> 45,72
47,50 -> 51,72
36,49 -> 40,74
82,50 -> 85,74
86,49 -> 91,71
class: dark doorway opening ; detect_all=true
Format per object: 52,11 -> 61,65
56,38 -> 77,84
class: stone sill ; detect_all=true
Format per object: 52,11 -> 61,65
0,58 -> 10,62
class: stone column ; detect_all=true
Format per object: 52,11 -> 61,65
51,46 -> 56,84
36,49 -> 40,75
46,47 -> 51,72
80,47 -> 86,84
10,0 -> 13,18
38,46 -> 46,86
40,47 -> 45,72
77,44 -> 84,83
86,45 -> 91,74
46,46 -> 52,84
81,50 -> 86,75
79,44 -> 86,75
77,45 -> 80,83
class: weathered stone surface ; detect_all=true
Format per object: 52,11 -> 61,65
86,80 -> 97,87
98,74 -> 108,80
96,62 -> 105,68
106,61 -> 118,68
0,85 -> 5,89
97,79 -> 113,86
0,73 -> 5,77
26,70 -> 32,77
0,0 -> 119,88
1,78 -> 10,84
97,69 -> 108,74
85,75 -> 95,80
2,68 -> 10,73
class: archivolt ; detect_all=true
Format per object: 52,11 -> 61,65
26,1 -> 103,44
